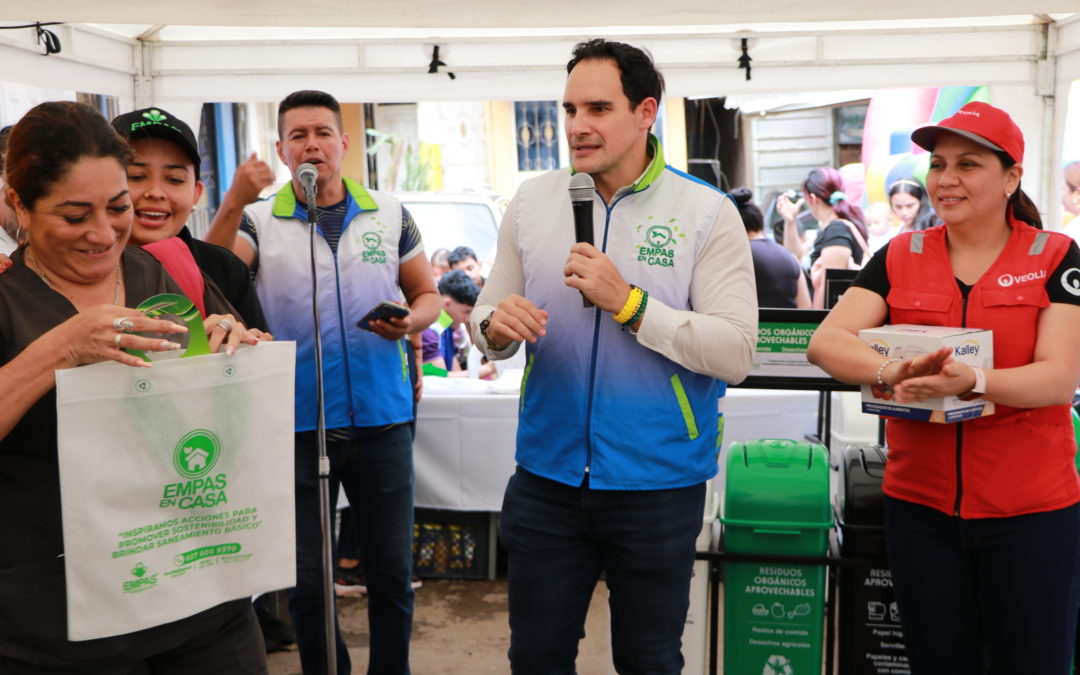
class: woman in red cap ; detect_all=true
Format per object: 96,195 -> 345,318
808,101 -> 1080,672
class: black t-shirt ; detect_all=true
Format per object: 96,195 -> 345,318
810,219 -> 864,266
853,238 -> 1080,312
179,227 -> 269,332
750,238 -> 802,308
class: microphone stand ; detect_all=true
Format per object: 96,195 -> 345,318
305,182 -> 337,675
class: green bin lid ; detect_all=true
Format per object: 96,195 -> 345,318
723,439 -> 833,530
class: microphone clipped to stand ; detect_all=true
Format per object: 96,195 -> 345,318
297,162 -> 337,675
568,172 -> 596,308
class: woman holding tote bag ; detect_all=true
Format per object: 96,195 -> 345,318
0,101 -> 266,674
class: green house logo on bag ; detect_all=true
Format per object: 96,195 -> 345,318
122,561 -> 159,593
161,429 -> 229,509
173,429 -> 220,479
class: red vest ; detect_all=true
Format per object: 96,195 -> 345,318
142,237 -> 207,317
883,221 -> 1080,518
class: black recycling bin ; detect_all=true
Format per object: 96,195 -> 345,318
837,445 -> 911,675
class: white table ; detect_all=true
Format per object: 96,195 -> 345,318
413,390 -> 521,511
412,385 -> 820,512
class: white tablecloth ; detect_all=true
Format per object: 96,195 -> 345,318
412,385 -> 819,512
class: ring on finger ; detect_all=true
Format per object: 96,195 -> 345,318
217,319 -> 234,333
114,333 -> 124,348
112,317 -> 135,332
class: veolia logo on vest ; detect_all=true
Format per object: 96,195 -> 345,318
996,269 -> 1046,287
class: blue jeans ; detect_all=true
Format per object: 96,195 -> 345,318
289,426 -> 415,675
885,496 -> 1080,675
499,467 -> 706,675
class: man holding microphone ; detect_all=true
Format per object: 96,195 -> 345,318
206,89 -> 438,675
471,39 -> 757,673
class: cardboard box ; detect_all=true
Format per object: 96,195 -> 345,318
859,324 -> 994,423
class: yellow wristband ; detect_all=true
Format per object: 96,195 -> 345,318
614,286 -> 643,324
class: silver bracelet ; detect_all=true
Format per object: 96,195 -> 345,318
876,357 -> 903,388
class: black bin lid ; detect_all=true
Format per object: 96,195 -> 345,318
837,445 -> 887,529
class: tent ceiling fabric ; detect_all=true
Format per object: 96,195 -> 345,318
3,0 -> 1075,30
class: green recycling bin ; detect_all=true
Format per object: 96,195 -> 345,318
722,439 -> 833,675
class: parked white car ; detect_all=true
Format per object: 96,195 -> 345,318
395,191 -> 507,266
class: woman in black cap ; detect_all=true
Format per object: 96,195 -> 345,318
111,107 -> 269,333
807,101 -> 1080,673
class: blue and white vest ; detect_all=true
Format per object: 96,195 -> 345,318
513,139 -> 728,490
248,179 -> 412,431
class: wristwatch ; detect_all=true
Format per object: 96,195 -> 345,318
478,313 -> 506,350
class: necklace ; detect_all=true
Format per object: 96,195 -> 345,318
26,248 -> 124,305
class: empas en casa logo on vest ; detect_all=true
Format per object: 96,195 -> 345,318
996,269 -> 1046,287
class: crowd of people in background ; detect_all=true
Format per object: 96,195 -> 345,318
738,145 -> 1080,314
731,154 -> 1080,309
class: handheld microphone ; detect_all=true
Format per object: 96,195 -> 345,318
297,163 -> 318,204
568,173 -> 595,308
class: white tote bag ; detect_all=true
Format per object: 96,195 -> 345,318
55,340 -> 296,641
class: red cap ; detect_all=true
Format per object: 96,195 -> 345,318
911,101 -> 1024,165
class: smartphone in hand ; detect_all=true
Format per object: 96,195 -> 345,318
357,301 -> 410,332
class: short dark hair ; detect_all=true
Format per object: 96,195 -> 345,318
567,39 -> 664,110
277,90 -> 343,138
437,269 -> 480,306
6,102 -> 131,210
447,245 -> 478,267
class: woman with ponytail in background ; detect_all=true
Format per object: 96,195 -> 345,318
778,166 -> 869,307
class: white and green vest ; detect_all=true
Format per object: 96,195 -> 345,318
513,139 -> 729,490
247,179 -> 412,431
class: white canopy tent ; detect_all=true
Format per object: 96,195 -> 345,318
0,3 -> 1078,212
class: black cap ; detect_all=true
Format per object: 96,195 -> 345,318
111,107 -> 201,180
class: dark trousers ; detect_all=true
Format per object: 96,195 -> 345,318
289,426 -> 415,675
338,507 -> 360,561
885,496 -> 1080,675
0,603 -> 266,674
335,341 -> 418,568
499,467 -> 706,675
